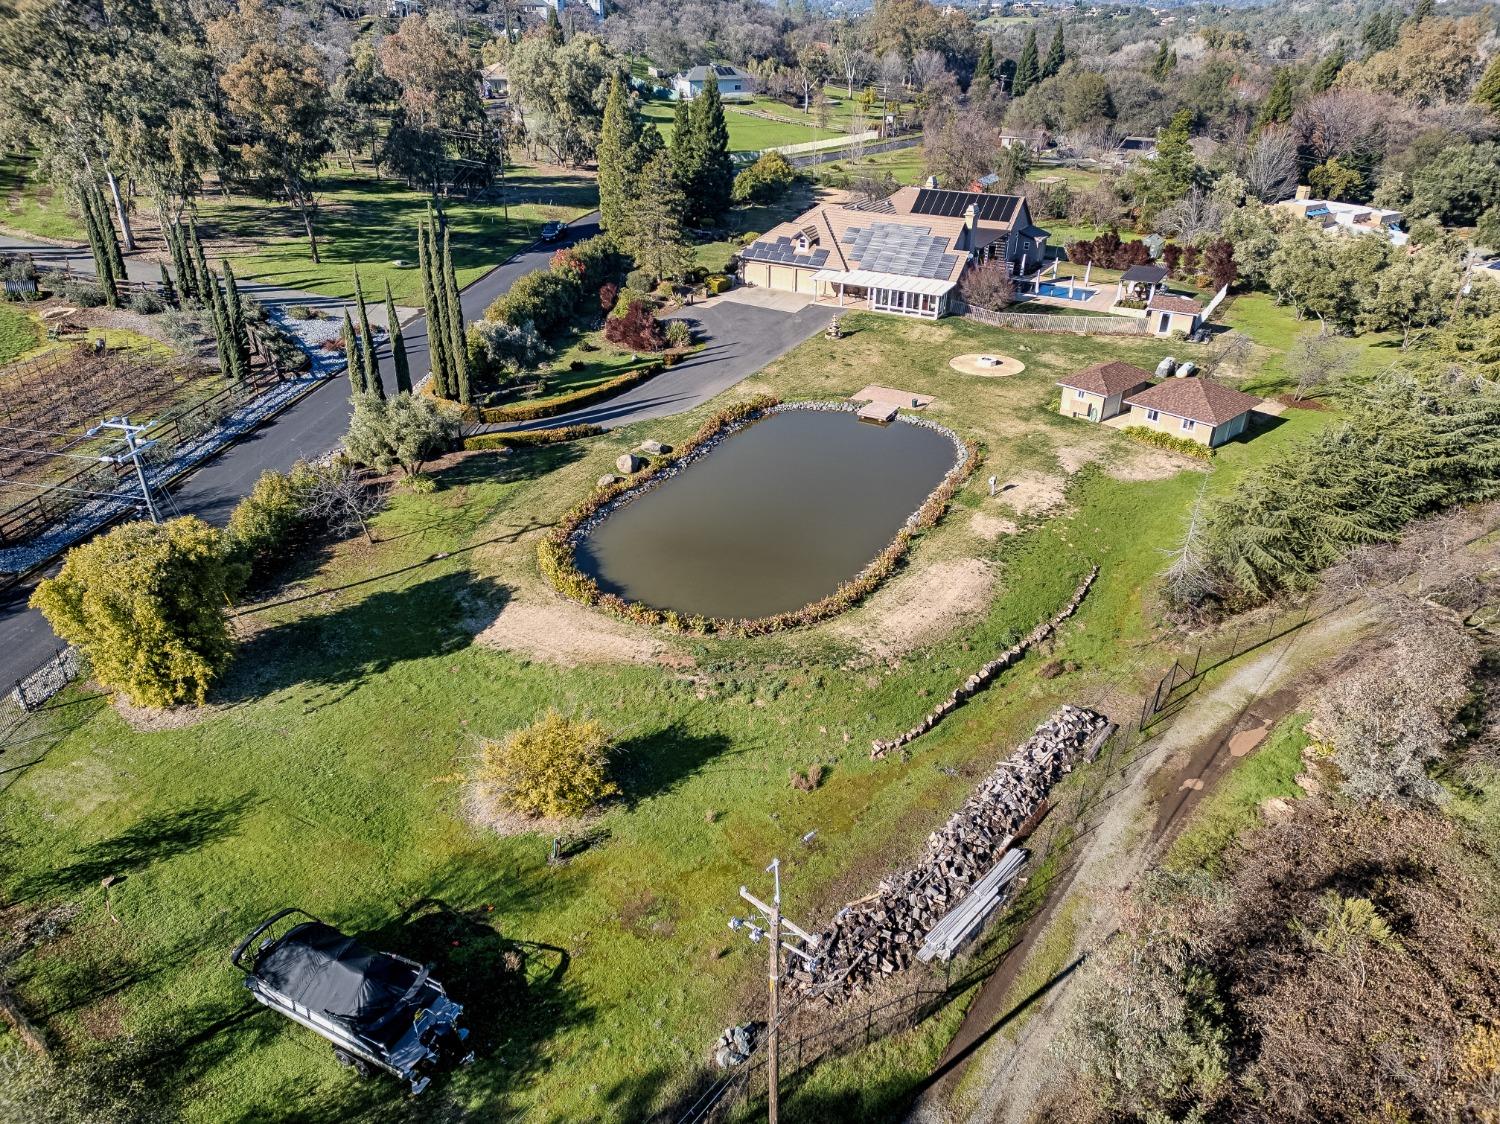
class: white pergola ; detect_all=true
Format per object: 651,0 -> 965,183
810,269 -> 957,319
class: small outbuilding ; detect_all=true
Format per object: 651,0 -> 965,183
1056,360 -> 1155,422
1123,378 -> 1263,447
1116,264 -> 1168,305
1147,292 -> 1204,337
674,64 -> 754,100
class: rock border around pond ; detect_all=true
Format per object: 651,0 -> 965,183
536,398 -> 982,638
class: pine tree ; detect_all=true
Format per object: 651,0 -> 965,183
342,309 -> 365,394
1474,53 -> 1500,115
158,262 -> 176,307
973,37 -> 996,94
1408,0 -> 1434,25
1310,49 -> 1345,94
353,268 -> 381,398
386,280 -> 412,395
1151,39 -> 1176,81
692,81 -> 734,225
1015,29 -> 1040,95
441,228 -> 469,405
598,75 -> 658,235
417,221 -> 450,398
188,221 -> 214,313
1362,10 -> 1396,55
1043,26 -> 1065,79
546,5 -> 563,45
1257,68 -> 1296,128
221,260 -> 251,380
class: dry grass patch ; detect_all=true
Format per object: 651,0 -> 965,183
833,556 -> 996,657
473,590 -> 674,667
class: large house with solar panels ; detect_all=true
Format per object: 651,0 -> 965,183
737,184 -> 1049,319
674,64 -> 755,100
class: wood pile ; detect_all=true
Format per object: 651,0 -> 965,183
870,567 -> 1099,760
802,706 -> 1111,1005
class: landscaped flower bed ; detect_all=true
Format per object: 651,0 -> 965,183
538,397 -> 982,637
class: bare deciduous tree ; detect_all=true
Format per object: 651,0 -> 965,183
1154,187 -> 1226,242
305,459 -> 386,544
1285,327 -> 1352,401
1239,127 -> 1300,202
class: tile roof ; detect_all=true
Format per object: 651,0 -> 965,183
1147,293 -> 1203,315
1057,360 -> 1154,398
1125,378 -> 1262,426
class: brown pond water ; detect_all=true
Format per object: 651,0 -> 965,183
574,409 -> 959,620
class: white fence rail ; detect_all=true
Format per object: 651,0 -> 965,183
957,301 -> 1151,335
1201,283 -> 1230,321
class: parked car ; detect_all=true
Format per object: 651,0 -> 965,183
231,909 -> 473,1095
539,221 -> 565,242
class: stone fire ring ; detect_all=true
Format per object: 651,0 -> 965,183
950,353 -> 1026,378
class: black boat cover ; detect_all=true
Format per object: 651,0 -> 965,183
255,922 -> 419,1026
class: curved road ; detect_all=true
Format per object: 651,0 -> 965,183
0,215 -> 831,688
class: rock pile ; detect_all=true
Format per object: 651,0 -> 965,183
802,705 -> 1111,1005
711,1022 -> 761,1068
870,567 -> 1099,759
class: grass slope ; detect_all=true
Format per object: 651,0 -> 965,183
0,153 -> 85,241
0,301 -> 41,364
0,311 -> 1331,1121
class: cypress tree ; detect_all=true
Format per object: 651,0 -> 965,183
158,262 -> 176,307
972,38 -> 996,94
189,221 -> 214,312
342,309 -> 365,394
386,280 -> 412,395
353,268 -> 382,397
78,182 -> 115,306
1474,53 -> 1500,114
168,222 -> 194,303
221,260 -> 251,381
692,81 -> 734,225
206,271 -> 235,380
1015,29 -> 1041,96
441,228 -> 469,405
417,221 -> 450,398
1151,39 -> 1175,81
1043,26 -> 1065,79
545,5 -> 563,45
94,184 -> 127,284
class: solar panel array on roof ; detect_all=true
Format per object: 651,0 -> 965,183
713,65 -> 736,77
909,189 -> 1020,225
841,222 -> 960,280
740,237 -> 830,268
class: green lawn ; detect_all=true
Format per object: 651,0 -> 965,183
198,162 -> 598,306
0,152 -> 85,241
1219,292 -> 1403,398
0,300 -> 40,364
816,145 -> 930,189
643,101 -> 843,155
0,312 -> 1330,1121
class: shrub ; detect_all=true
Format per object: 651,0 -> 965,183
474,709 -> 619,819
30,517 -> 243,708
60,279 -> 107,307
1122,426 -> 1214,460
960,261 -> 1015,311
603,301 -> 667,352
463,424 -> 603,450
344,392 -> 460,476
625,266 -> 656,292
609,286 -> 649,317
598,281 -> 619,313
127,290 -> 164,315
286,304 -> 316,321
705,274 -> 733,295
663,318 -> 693,349
159,309 -> 207,352
227,463 -> 318,566
484,235 -> 624,341
733,151 -> 797,204
1065,230 -> 1153,270
468,317 -> 548,383
466,363 -> 662,424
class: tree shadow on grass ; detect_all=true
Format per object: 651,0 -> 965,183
613,724 -> 738,809
217,572 -> 510,710
13,793 -> 256,902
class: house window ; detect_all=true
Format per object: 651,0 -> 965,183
1181,418 -> 1196,432
1145,409 -> 1159,422
1075,389 -> 1086,399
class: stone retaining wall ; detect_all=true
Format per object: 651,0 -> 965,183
870,566 -> 1099,759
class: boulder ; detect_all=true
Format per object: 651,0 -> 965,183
615,453 -> 642,475
597,474 -> 618,487
639,439 -> 672,455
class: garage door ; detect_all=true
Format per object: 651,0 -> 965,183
743,262 -> 771,289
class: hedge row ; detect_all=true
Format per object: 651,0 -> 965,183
464,361 -> 664,425
538,399 -> 982,637
463,424 -> 604,451
1122,425 -> 1215,460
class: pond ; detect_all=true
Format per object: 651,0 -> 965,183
574,408 -> 961,621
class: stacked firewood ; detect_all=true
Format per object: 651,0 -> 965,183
800,706 -> 1110,1004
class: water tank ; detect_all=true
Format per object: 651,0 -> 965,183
1176,361 -> 1198,379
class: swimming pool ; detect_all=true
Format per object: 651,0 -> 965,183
1034,282 -> 1096,301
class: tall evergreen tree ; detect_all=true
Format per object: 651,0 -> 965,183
545,6 -> 563,46
598,76 -> 658,235
1474,53 -> 1500,115
1257,68 -> 1297,127
1408,0 -> 1434,25
221,260 -> 251,380
1362,10 -> 1397,55
1014,30 -> 1041,96
441,229 -> 469,405
167,222 -> 193,303
93,184 -> 126,283
353,268 -> 381,397
207,271 -> 235,380
78,182 -> 117,307
188,221 -> 214,313
1310,50 -> 1346,94
972,37 -> 996,94
158,262 -> 176,308
386,280 -> 412,395
691,81 -> 734,225
342,309 -> 365,394
417,221 -> 450,398
1150,39 -> 1176,81
1042,26 -> 1065,79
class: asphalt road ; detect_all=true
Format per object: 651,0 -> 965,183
0,215 -> 601,688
